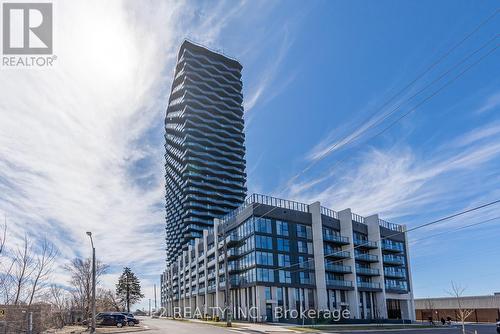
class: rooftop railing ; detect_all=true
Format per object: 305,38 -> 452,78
220,193 -> 310,224
321,206 -> 339,219
352,213 -> 365,223
379,218 -> 404,232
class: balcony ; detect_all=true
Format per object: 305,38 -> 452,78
326,279 -> 353,290
356,267 -> 380,276
355,253 -> 379,263
383,255 -> 405,265
324,250 -> 351,259
325,263 -> 352,274
385,281 -> 408,293
226,233 -> 241,247
227,248 -> 239,259
384,268 -> 406,279
228,263 -> 240,273
357,281 -> 382,290
354,239 -> 378,249
198,287 -> 206,294
323,234 -> 350,245
382,241 -> 404,253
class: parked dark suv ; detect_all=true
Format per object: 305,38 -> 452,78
120,312 -> 140,326
496,321 -> 500,333
96,313 -> 128,327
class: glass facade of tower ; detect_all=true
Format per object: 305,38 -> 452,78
164,40 -> 247,265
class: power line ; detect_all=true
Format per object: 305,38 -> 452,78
225,37 -> 499,250
283,9 -> 499,189
231,13 -> 500,237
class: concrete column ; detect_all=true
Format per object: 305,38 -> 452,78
188,245 -> 193,312
365,214 -> 388,319
403,225 -> 416,321
194,239 -> 200,315
338,208 -> 360,319
203,230 -> 209,316
310,201 -> 328,310
214,219 -> 220,317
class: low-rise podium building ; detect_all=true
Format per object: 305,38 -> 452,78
161,194 -> 415,323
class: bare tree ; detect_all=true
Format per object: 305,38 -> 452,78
97,289 -> 122,312
424,298 -> 436,324
0,216 -> 6,258
27,238 -> 58,305
448,282 -> 475,334
12,234 -> 36,304
47,284 -> 71,328
64,257 -> 108,319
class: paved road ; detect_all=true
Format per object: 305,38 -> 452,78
320,324 -> 497,334
139,317 -> 239,334
138,318 -> 497,334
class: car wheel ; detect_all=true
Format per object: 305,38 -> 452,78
128,321 -> 135,326
117,322 -> 123,328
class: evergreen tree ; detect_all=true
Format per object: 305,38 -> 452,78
116,267 -> 144,312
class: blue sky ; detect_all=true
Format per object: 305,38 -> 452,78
0,0 -> 499,309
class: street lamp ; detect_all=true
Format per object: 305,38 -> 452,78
86,232 -> 96,334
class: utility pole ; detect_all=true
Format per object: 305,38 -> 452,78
86,232 -> 96,334
148,299 -> 151,317
222,223 -> 232,327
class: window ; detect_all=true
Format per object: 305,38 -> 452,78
257,268 -> 274,282
299,271 -> 315,284
276,220 -> 289,236
255,217 -> 272,234
256,251 -> 274,266
255,235 -> 273,249
298,256 -> 313,269
278,270 -> 291,283
265,286 -> 272,300
277,238 -> 290,252
278,254 -> 290,267
277,287 -> 284,306
298,241 -> 313,254
296,224 -> 312,239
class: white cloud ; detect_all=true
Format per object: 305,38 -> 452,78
476,90 -> 500,114
0,0 -> 286,309
287,122 -> 500,221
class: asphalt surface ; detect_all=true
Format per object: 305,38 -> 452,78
138,317 -> 498,334
139,317 -> 238,334
320,324 -> 498,334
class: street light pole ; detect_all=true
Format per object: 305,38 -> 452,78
86,232 -> 96,334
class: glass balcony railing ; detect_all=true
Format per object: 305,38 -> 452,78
324,250 -> 351,259
354,239 -> 378,249
383,255 -> 405,265
384,268 -> 406,278
356,267 -> 380,276
385,281 -> 408,292
355,253 -> 379,262
382,240 -> 405,252
323,234 -> 350,244
357,281 -> 381,289
325,263 -> 352,273
326,279 -> 353,288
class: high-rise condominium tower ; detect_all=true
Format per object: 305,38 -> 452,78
164,40 -> 247,265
